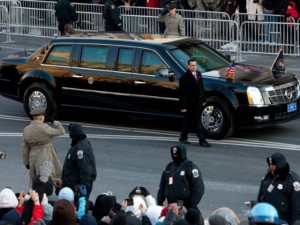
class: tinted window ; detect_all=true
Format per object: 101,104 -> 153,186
80,46 -> 107,69
169,43 -> 229,72
141,50 -> 167,75
117,48 -> 134,72
44,45 -> 72,66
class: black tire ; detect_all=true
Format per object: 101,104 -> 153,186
201,96 -> 235,139
23,82 -> 57,118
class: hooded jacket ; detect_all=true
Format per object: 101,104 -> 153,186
157,145 -> 205,210
62,123 -> 97,188
257,152 -> 300,224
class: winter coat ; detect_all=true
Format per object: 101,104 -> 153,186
220,0 -> 238,17
285,2 -> 299,25
15,205 -> 44,225
202,0 -> 221,11
247,0 -> 264,20
55,0 -> 78,23
157,145 -> 205,210
158,13 -> 185,36
257,153 -> 300,224
22,120 -> 65,187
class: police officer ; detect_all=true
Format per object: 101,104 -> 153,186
103,0 -> 124,31
157,144 -> 205,213
62,123 -> 97,202
257,152 -> 300,225
55,0 -> 78,35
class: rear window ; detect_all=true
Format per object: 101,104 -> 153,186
44,45 -> 72,66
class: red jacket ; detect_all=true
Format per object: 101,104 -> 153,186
146,0 -> 160,8
16,204 -> 44,225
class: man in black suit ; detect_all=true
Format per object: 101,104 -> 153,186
179,58 -> 211,147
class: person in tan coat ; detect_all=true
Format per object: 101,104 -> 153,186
158,3 -> 185,36
22,107 -> 65,187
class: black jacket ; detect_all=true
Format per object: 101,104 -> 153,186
62,124 -> 97,188
103,0 -> 123,31
179,70 -> 205,113
55,0 -> 78,23
257,153 -> 300,224
157,145 -> 205,209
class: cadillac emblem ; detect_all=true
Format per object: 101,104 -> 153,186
284,89 -> 293,100
88,77 -> 94,84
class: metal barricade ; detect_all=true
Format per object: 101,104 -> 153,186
77,11 -> 103,32
73,2 -> 103,12
0,5 -> 11,42
9,7 -> 58,37
20,0 -> 56,9
0,0 -> 20,11
240,20 -> 299,55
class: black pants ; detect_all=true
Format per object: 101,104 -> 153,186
180,109 -> 206,142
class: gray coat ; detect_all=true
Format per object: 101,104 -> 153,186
158,13 -> 185,36
22,120 -> 65,187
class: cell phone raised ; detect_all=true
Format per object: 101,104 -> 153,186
125,198 -> 134,206
177,200 -> 183,207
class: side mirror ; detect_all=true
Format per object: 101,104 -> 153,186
156,68 -> 175,78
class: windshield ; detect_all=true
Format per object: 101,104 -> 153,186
169,43 -> 230,72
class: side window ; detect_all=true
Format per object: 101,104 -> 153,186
117,48 -> 134,72
44,45 -> 72,66
141,50 -> 168,75
80,46 -> 108,69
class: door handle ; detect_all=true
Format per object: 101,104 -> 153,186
72,74 -> 83,79
134,81 -> 146,85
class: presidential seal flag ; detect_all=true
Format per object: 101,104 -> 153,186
271,49 -> 285,75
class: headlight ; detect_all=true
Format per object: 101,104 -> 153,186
247,86 -> 264,106
296,76 -> 300,98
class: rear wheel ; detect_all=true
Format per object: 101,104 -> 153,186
23,82 -> 57,118
201,96 -> 235,139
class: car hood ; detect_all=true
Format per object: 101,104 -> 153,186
202,64 -> 296,86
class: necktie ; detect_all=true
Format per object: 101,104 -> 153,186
193,72 -> 199,83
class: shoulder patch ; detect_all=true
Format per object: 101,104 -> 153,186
77,150 -> 84,159
192,169 -> 199,178
293,181 -> 300,191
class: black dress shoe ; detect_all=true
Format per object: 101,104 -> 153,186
199,142 -> 211,147
179,138 -> 190,144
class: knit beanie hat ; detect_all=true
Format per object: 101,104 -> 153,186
79,214 -> 97,225
42,203 -> 53,221
58,187 -> 74,202
2,209 -> 22,225
0,188 -> 18,208
146,205 -> 163,225
185,208 -> 200,225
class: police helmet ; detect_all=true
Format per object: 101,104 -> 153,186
248,203 -> 279,224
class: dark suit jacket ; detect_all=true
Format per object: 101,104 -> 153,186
179,70 -> 206,112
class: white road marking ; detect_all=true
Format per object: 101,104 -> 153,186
0,114 -> 300,150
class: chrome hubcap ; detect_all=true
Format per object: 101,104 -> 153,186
28,91 -> 47,112
201,105 -> 224,133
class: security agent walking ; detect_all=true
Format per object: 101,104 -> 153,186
55,0 -> 78,35
103,0 -> 124,31
62,123 -> 97,201
257,152 -> 300,225
22,107 -> 65,187
157,144 -> 205,213
179,58 -> 210,147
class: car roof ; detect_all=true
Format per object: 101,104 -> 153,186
50,32 -> 203,47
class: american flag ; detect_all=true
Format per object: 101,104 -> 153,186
225,61 -> 236,79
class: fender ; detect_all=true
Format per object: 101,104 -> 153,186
19,70 -> 56,88
204,79 -> 240,110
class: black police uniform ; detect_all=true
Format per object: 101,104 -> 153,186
103,0 -> 123,31
55,0 -> 78,35
257,152 -> 300,225
157,144 -> 205,210
62,123 -> 97,200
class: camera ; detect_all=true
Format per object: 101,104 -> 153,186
0,151 -> 6,159
125,198 -> 134,206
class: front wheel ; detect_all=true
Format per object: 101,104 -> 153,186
201,96 -> 235,139
23,82 -> 57,118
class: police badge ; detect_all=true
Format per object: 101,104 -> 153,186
293,181 -> 300,191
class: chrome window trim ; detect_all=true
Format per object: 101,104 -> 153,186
62,87 -> 178,101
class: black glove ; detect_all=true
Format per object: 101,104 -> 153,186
139,186 -> 150,197
129,186 -> 142,198
25,164 -> 30,170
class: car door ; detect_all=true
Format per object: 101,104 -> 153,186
131,48 -> 180,117
64,44 -> 134,111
